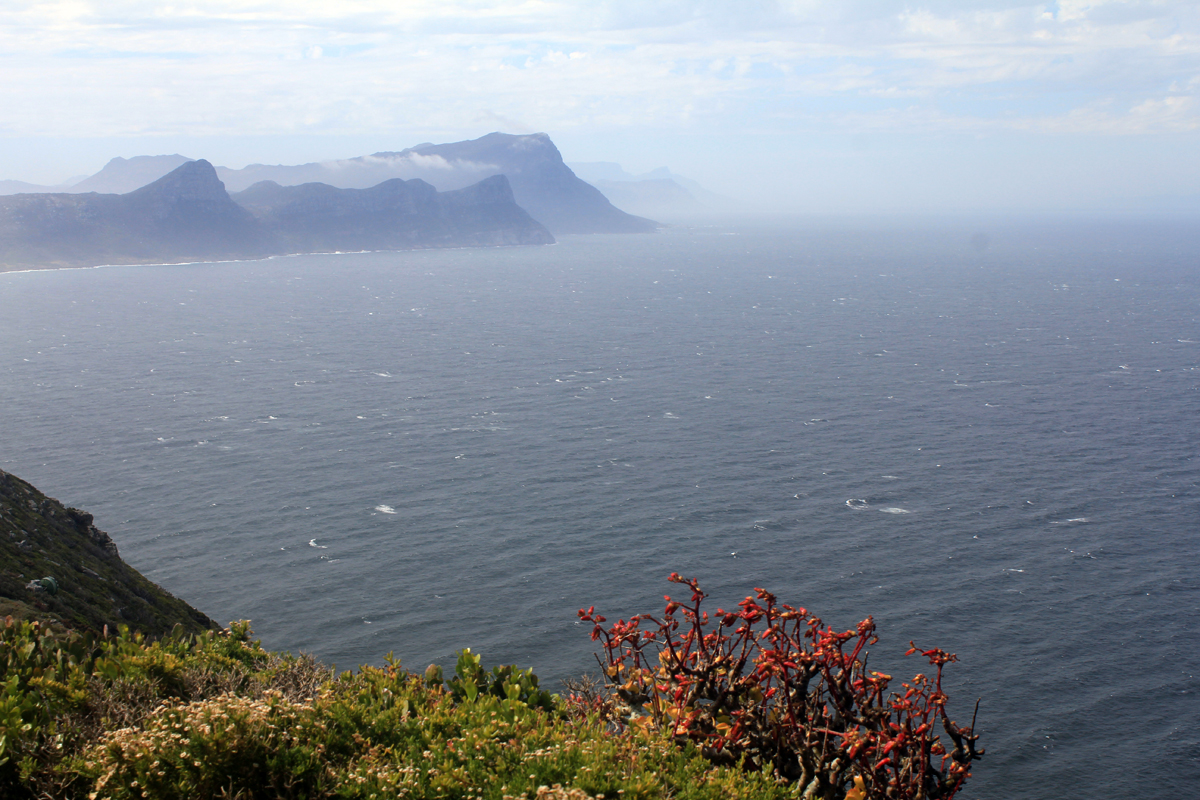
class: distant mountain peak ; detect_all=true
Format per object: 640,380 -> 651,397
102,154 -> 190,168
413,131 -> 552,152
128,159 -> 228,202
70,154 -> 194,195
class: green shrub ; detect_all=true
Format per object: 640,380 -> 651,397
444,648 -> 557,713
0,617 -> 327,798
83,692 -> 327,800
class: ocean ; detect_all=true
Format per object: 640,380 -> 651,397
1,218 -> 1197,797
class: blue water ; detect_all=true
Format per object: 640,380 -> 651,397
1,219 -> 1198,798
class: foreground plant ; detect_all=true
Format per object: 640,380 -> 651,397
0,617 -> 327,798
578,574 -> 983,800
2,615 -> 810,799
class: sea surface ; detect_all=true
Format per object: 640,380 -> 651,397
1,218 -> 1198,798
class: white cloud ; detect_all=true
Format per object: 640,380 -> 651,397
0,1 -> 1196,140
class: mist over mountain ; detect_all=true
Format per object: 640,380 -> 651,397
217,133 -> 656,235
0,179 -> 71,195
70,154 -> 194,194
394,134 -> 656,234
580,175 -> 703,221
567,161 -> 735,220
0,155 -> 194,196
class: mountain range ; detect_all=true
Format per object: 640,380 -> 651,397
0,159 -> 553,270
220,133 -> 657,235
0,133 -> 658,237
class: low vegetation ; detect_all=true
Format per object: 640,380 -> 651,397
0,617 -> 800,800
0,575 -> 981,800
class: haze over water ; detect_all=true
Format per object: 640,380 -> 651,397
1,219 -> 1198,797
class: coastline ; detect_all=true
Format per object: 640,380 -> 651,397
0,240 -> 561,275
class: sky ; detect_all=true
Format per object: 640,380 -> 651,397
1,0 -> 1198,214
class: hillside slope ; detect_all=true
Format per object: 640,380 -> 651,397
0,469 -> 214,636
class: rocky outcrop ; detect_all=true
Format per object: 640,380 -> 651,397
0,469 -> 215,636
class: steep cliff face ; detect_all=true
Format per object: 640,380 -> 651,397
0,469 -> 215,637
401,133 -> 659,235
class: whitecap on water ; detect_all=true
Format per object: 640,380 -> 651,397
308,539 -> 328,548
846,499 -> 868,510
1050,517 -> 1089,524
374,505 -> 397,514
879,507 -> 911,514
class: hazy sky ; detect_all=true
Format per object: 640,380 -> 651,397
2,1 -> 1197,213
